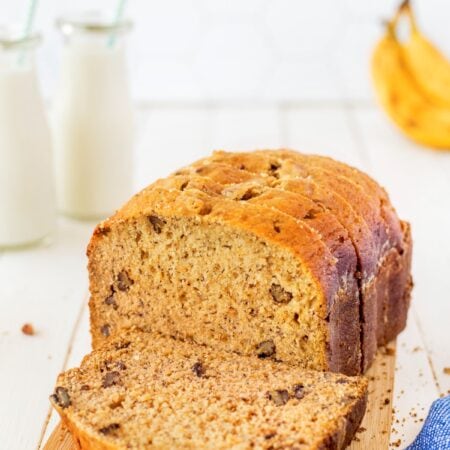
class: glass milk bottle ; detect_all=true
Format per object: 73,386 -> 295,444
0,28 -> 56,248
53,14 -> 134,220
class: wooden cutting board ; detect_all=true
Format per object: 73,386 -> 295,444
44,343 -> 396,450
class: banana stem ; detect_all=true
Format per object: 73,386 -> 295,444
384,1 -> 404,39
385,0 -> 419,42
384,20 -> 397,40
399,0 -> 419,34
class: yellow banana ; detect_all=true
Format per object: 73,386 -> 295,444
371,23 -> 450,150
400,0 -> 450,108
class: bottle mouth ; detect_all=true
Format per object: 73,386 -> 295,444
0,24 -> 41,50
56,10 -> 132,36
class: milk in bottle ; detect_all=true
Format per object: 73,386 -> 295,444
0,28 -> 56,247
53,13 -> 134,220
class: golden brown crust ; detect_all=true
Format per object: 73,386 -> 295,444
316,390 -> 368,450
59,416 -> 116,450
384,221 -> 413,343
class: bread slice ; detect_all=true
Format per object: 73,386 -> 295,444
89,187 -> 344,372
50,331 -> 368,450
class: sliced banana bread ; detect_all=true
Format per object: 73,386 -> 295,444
88,150 -> 412,374
50,331 -> 368,450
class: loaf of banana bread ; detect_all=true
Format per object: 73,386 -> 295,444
87,149 -> 412,375
50,331 -> 368,450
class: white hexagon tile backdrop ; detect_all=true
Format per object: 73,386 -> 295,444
0,0 -> 449,103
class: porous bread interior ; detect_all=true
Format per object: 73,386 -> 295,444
90,215 -> 327,371
54,332 -> 367,450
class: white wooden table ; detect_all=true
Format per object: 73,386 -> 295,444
1,103 -> 449,450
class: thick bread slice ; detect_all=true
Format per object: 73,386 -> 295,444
194,150 -> 412,371
154,171 -> 361,374
50,331 -> 368,450
382,220 -> 413,342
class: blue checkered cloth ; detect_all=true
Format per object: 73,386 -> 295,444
406,395 -> 450,449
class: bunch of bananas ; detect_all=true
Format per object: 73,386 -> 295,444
371,0 -> 450,150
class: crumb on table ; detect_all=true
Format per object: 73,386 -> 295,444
21,323 -> 35,336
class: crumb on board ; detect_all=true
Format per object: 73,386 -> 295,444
443,367 -> 450,375
21,323 -> 35,336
